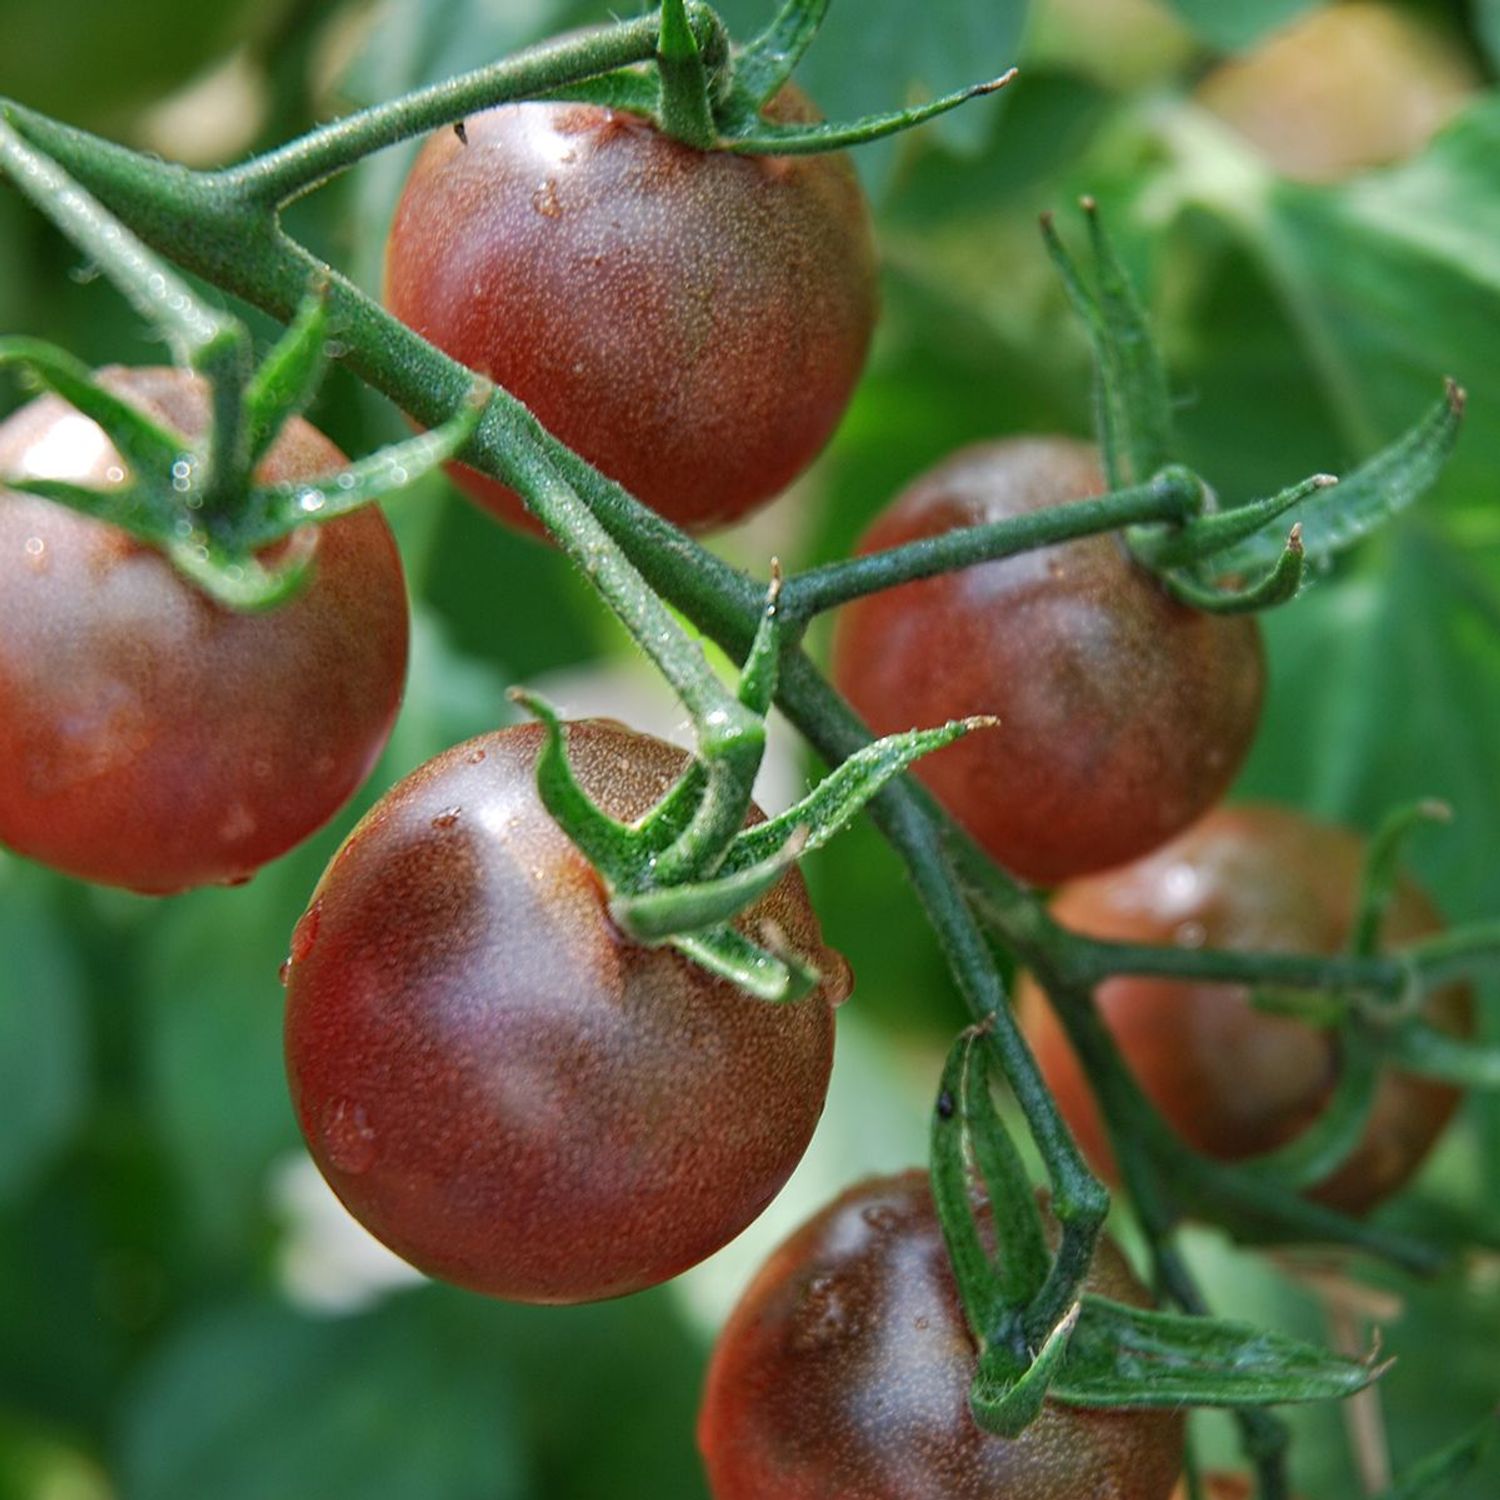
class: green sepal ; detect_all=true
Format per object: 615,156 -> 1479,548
1390,1023 -> 1500,1089
931,1029 -> 1042,1345
738,562 -> 787,718
1042,202 -> 1175,491
1162,527 -> 1305,614
668,924 -> 818,1003
611,828 -> 806,941
634,762 -> 709,855
0,337 -> 183,482
1052,1296 -> 1385,1408
508,690 -> 641,876
969,1303 -> 1082,1438
1381,1412 -> 1500,1500
656,0 -> 717,149
731,0 -> 829,106
244,283 -> 333,467
715,71 -> 1017,155
725,717 -> 996,873
164,528 -> 317,612
1353,800 -> 1451,960
242,385 -> 489,546
1211,382 -> 1466,577
1131,472 -> 1336,571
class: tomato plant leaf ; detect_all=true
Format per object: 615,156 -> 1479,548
244,285 -> 331,467
1382,1412 -> 1500,1500
667,924 -> 816,1003
1159,0 -> 1315,52
1053,1296 -> 1384,1407
970,1302 -> 1081,1438
542,67 -> 660,114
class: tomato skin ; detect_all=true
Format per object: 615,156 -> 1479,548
833,438 -> 1265,885
699,1170 -> 1184,1500
383,91 -> 878,535
1018,805 -> 1472,1214
0,367 -> 409,895
283,720 -> 848,1304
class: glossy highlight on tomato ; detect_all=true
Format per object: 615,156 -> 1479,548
282,720 -> 849,1303
0,366 -> 409,894
1019,804 -> 1472,1214
384,90 -> 878,535
699,1170 -> 1184,1500
833,438 -> 1265,885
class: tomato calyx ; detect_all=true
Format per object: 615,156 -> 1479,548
926,1015 -> 1386,1442
538,0 -> 1018,158
1041,201 -> 1465,618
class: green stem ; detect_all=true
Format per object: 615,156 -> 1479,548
782,474 -> 1196,622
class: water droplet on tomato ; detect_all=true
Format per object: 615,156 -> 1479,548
431,807 -> 461,830
278,958 -> 291,987
792,1274 -> 851,1350
532,179 -> 562,218
322,1100 -> 378,1174
291,900 -> 323,962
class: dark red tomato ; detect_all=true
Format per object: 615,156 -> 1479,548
0,366 -> 409,895
833,438 -> 1265,885
384,89 -> 878,536
282,719 -> 850,1303
1018,804 -> 1472,1214
699,1170 -> 1184,1500
1173,1477 -> 1302,1500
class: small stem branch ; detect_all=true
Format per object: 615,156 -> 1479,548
781,473 -> 1195,622
221,17 -> 667,203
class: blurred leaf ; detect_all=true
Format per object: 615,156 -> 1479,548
1481,3 -> 1500,69
118,1293 -> 525,1500
119,1286 -> 711,1500
1384,1412 -> 1500,1499
0,874 -> 85,1201
1161,0 -> 1314,52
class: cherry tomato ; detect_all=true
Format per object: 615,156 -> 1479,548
1173,1476 -> 1301,1500
1018,804 -> 1472,1214
699,1169 -> 1184,1499
1197,2 -> 1478,185
0,366 -> 408,894
384,88 -> 878,536
282,719 -> 850,1303
833,438 -> 1264,885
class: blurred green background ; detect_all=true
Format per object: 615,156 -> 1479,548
2,0 -> 1500,1495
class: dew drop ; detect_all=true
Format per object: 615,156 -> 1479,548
321,1100 -> 378,1174
793,1274 -> 850,1350
431,807 -> 462,831
278,958 -> 292,987
532,179 -> 562,218
290,899 -> 323,962
466,748 -> 487,765
861,1205 -> 904,1234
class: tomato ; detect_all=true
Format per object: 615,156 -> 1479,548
1018,804 -> 1472,1214
698,1170 -> 1184,1499
832,438 -> 1264,885
1172,1477 -> 1301,1500
383,88 -> 878,536
0,366 -> 408,895
282,719 -> 850,1303
1197,2 -> 1478,185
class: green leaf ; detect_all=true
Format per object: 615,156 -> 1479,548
542,67 -> 661,114
243,285 -> 332,467
971,1302 -> 1081,1438
1053,1295 -> 1383,1408
0,878 -> 85,1201
1383,1413 -> 1500,1500
1160,0 -> 1315,52
667,924 -> 815,1003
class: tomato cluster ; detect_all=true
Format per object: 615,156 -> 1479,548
0,41 -> 1475,1500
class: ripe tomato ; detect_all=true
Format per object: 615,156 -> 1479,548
0,366 -> 408,894
699,1170 -> 1184,1499
282,719 -> 850,1303
1197,2 -> 1477,185
1018,804 -> 1472,1214
1173,1477 -> 1300,1500
384,89 -> 878,536
833,438 -> 1264,885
